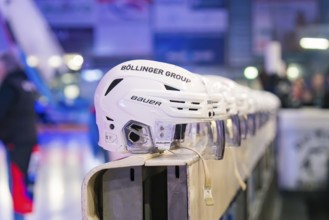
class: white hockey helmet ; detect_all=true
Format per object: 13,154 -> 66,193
250,90 -> 280,128
202,75 -> 242,146
94,60 -> 225,157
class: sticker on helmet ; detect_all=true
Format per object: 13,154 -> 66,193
121,64 -> 191,83
130,95 -> 162,106
105,132 -> 117,143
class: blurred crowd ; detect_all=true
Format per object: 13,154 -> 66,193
259,69 -> 329,109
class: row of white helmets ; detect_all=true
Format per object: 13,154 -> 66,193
94,60 -> 280,160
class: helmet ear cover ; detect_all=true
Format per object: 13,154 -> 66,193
123,120 -> 155,154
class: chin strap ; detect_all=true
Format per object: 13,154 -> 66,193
230,147 -> 247,191
226,117 -> 234,139
178,146 -> 214,206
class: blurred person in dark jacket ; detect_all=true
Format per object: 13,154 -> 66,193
289,77 -> 305,108
258,68 -> 291,108
0,52 -> 38,219
310,73 -> 325,108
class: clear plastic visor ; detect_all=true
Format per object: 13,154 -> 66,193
123,119 -> 240,159
154,120 -> 226,160
239,114 -> 248,140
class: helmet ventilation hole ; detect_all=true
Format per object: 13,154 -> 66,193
105,78 -> 123,96
164,85 -> 180,91
106,116 -> 114,121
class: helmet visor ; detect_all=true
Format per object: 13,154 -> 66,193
155,120 -> 226,160
239,114 -> 248,140
247,113 -> 256,136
